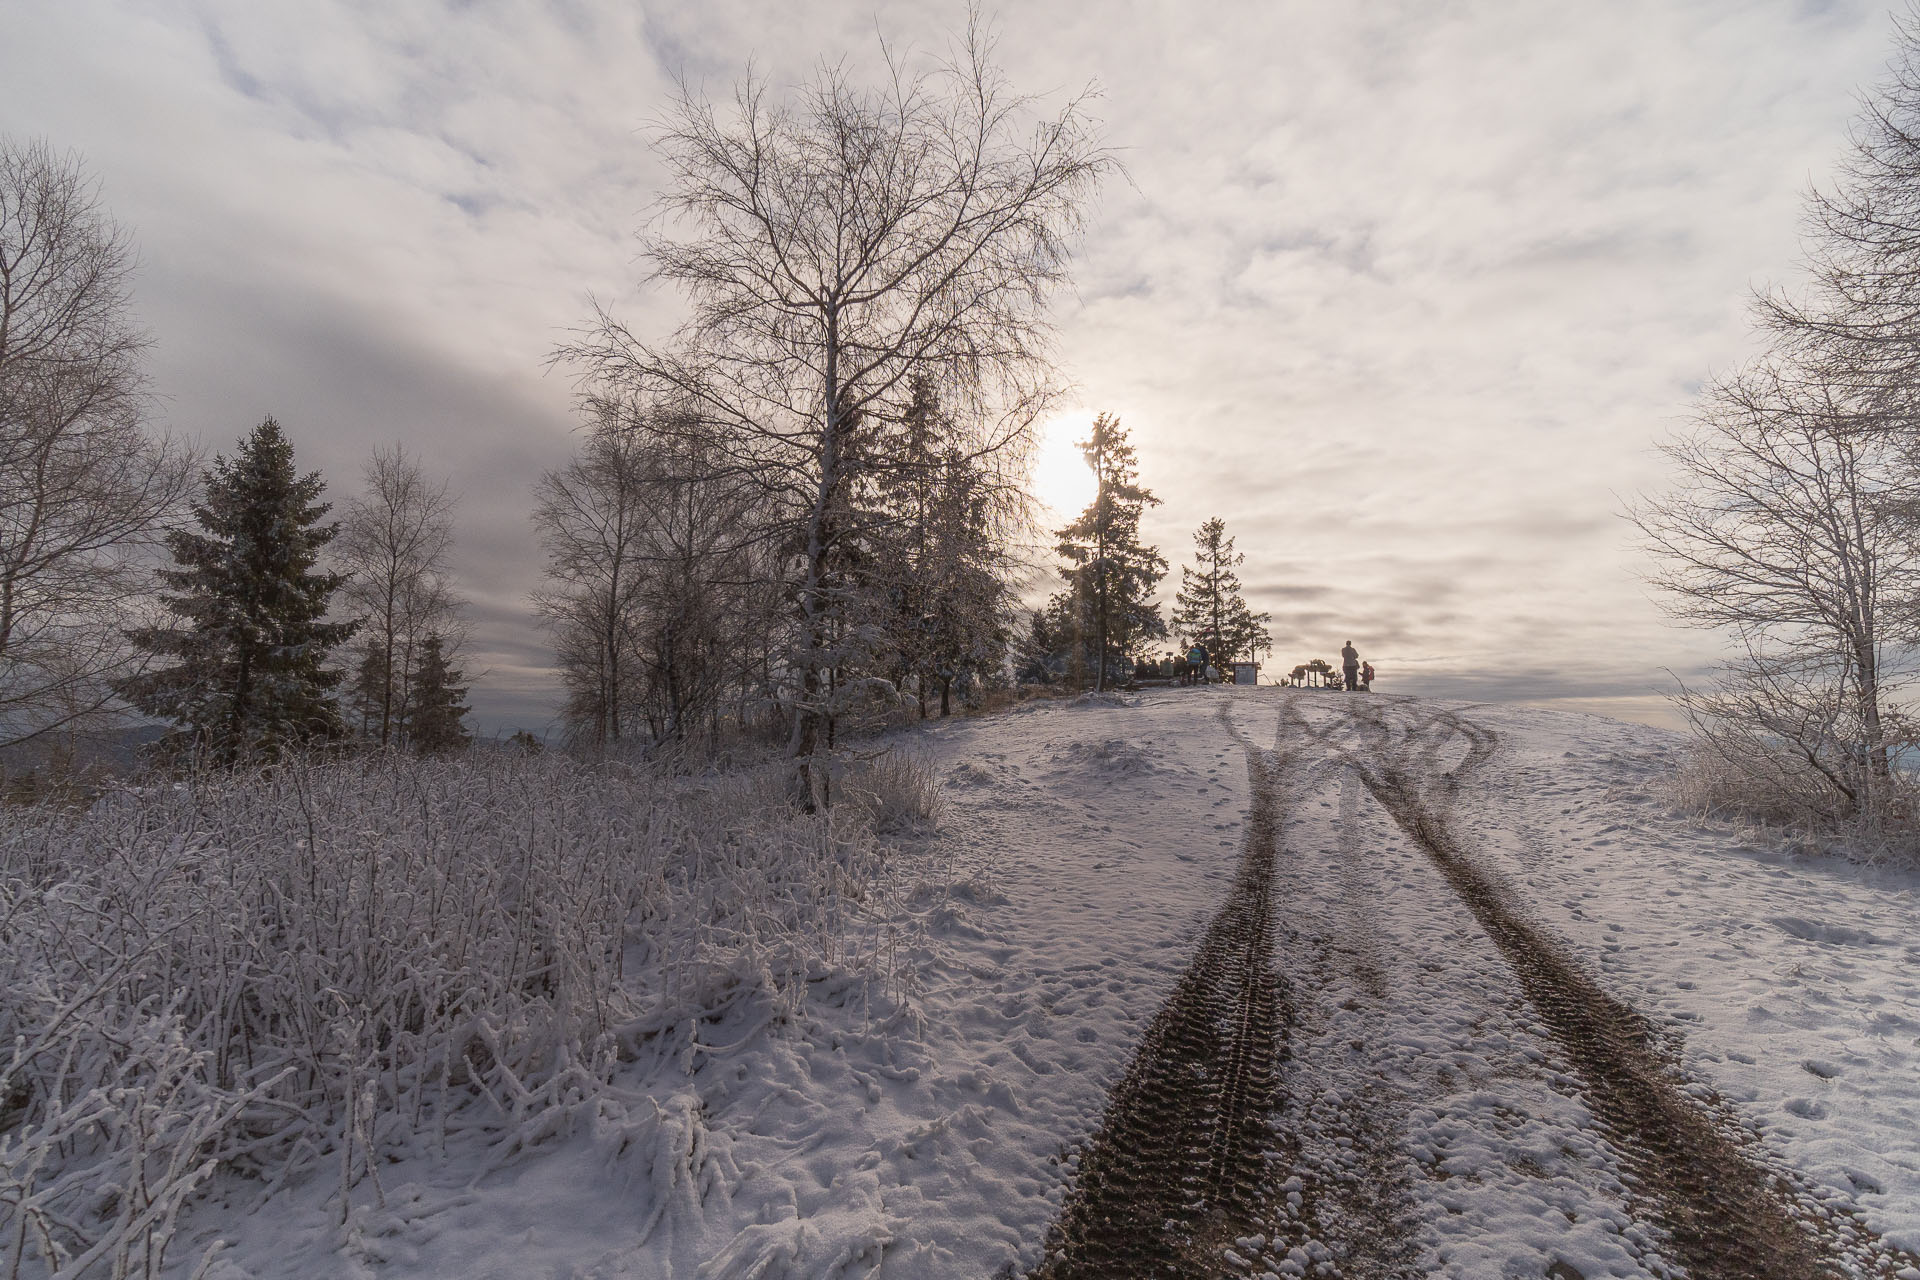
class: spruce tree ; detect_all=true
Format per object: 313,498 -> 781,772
126,417 -> 357,760
1014,608 -> 1061,685
924,448 -> 1010,714
404,633 -> 470,755
1051,414 -> 1166,691
348,639 -> 390,738
867,377 -> 1011,716
1171,517 -> 1273,668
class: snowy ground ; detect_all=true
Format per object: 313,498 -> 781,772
1456,701 -> 1920,1258
162,688 -> 1920,1279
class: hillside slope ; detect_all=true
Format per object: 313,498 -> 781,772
166,689 -> 1920,1279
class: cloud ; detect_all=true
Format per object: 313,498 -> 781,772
0,0 -> 1898,732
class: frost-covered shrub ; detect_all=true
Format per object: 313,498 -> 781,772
839,751 -> 945,833
0,747 -> 919,1275
1667,741 -> 1920,866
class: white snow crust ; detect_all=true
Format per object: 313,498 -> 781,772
141,689 -> 1918,1278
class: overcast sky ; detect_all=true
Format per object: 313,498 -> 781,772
1,0 -> 1905,733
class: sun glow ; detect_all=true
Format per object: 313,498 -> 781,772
1032,415 -> 1099,519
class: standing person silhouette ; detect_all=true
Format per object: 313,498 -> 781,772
1340,640 -> 1360,691
1186,641 -> 1209,686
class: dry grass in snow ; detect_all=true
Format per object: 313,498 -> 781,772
1665,742 -> 1920,867
0,746 -> 939,1278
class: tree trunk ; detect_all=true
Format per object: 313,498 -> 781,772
789,322 -> 842,774
229,646 -> 253,760
378,571 -> 398,746
1093,442 -> 1109,693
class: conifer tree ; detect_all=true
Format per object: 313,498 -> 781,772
868,377 -> 1012,716
1171,517 -> 1273,667
1051,414 -> 1166,690
405,632 -> 470,755
125,417 -> 356,760
347,639 -> 390,738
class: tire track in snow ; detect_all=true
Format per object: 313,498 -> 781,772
1346,699 -> 1920,1280
1333,768 -> 1389,1001
1026,701 -> 1434,1280
1255,698 -> 1424,1279
1266,750 -> 1424,1280
1023,708 -> 1292,1279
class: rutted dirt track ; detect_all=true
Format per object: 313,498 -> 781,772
1344,701 -> 1917,1280
1025,713 -> 1292,1279
1024,694 -> 1920,1279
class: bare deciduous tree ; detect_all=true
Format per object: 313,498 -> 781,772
617,418 -> 781,745
559,18 -> 1113,769
1634,357 -> 1920,823
533,397 -> 784,749
336,445 -> 460,746
0,136 -> 194,750
1640,13 -> 1920,842
1759,10 -> 1920,394
532,412 -> 652,747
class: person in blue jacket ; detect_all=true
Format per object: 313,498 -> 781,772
1185,642 -> 1209,686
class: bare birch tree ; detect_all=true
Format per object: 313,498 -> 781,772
558,17 -> 1112,774
617,419 -> 782,744
1759,9 -> 1920,395
1634,357 -> 1920,823
1639,11 -> 1920,838
533,396 -> 784,748
335,445 -> 460,747
531,410 -> 651,746
0,137 -> 194,750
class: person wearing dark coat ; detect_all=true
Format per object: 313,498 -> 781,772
1341,641 -> 1360,691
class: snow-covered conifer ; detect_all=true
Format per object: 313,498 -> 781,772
1050,414 -> 1166,690
1171,517 -> 1272,667
405,632 -> 470,755
867,377 -> 1013,716
124,417 -> 357,760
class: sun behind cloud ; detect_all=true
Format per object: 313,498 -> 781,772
1032,413 -> 1100,519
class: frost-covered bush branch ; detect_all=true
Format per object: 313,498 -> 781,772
0,746 -> 933,1273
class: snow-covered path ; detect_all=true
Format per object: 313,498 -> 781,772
922,688 -> 1920,1278
170,688 -> 1920,1280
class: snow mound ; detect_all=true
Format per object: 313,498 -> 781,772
696,1168 -> 898,1279
946,761 -> 1000,788
1066,691 -> 1133,709
1767,915 -> 1887,947
1046,738 -> 1158,779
